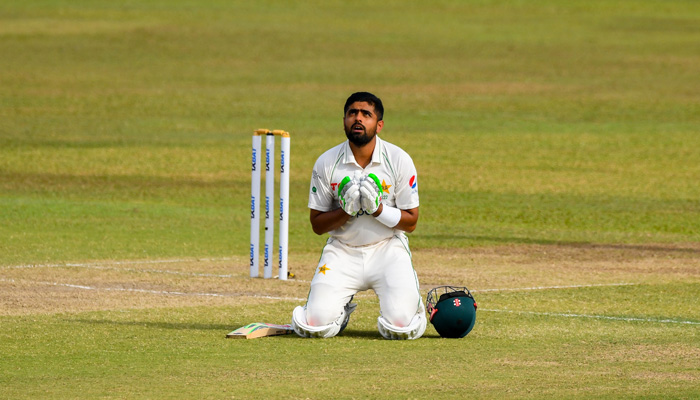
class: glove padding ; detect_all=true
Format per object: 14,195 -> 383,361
359,173 -> 383,215
338,175 -> 362,216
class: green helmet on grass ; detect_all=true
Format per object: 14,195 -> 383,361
426,286 -> 477,338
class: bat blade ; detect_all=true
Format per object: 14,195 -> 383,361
226,323 -> 294,339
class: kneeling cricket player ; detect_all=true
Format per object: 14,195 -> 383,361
291,92 -> 425,340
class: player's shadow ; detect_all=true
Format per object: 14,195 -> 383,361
337,329 -> 381,338
335,329 -> 443,339
72,318 -> 235,332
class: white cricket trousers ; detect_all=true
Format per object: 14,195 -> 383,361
305,234 -> 422,328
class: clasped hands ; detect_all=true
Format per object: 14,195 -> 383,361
338,172 -> 383,216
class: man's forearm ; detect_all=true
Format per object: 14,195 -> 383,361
309,208 -> 351,235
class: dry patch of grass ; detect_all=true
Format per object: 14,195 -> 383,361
2,244 -> 698,317
415,242 -> 700,290
632,371 -> 699,383
592,343 -> 700,364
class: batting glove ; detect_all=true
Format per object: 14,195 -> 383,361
338,175 -> 362,216
359,173 -> 383,215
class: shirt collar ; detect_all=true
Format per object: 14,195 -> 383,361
344,136 -> 383,166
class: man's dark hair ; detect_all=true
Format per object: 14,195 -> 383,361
344,92 -> 384,121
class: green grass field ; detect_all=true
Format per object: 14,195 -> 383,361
1,1 -> 699,398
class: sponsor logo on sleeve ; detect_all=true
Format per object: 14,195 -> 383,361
409,175 -> 417,189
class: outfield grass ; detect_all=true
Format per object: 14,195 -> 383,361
1,0 -> 699,398
1,250 -> 698,399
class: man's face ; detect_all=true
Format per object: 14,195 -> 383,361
343,101 -> 384,147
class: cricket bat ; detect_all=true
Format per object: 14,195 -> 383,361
226,323 -> 294,339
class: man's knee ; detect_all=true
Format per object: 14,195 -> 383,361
291,305 -> 344,338
305,301 -> 342,327
380,292 -> 422,327
377,300 -> 426,340
377,311 -> 426,340
381,307 -> 417,328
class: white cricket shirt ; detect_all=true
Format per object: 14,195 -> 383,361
308,136 -> 419,246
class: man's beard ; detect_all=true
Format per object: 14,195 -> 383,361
344,124 -> 375,147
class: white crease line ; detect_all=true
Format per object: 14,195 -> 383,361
2,279 -> 697,325
0,278 -> 305,302
3,260 -> 309,281
471,282 -> 636,293
68,265 -> 233,278
2,259 -> 237,278
481,309 -> 700,325
3,257 -> 236,270
3,260 -> 640,292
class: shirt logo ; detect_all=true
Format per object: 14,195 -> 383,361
409,175 -> 417,189
382,180 -> 392,194
318,264 -> 330,275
